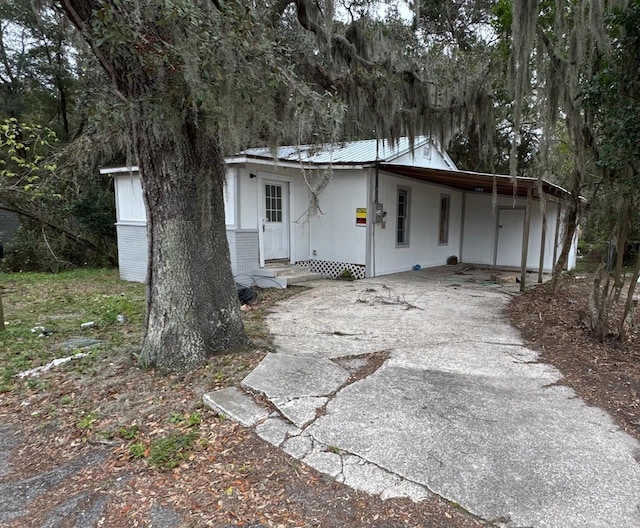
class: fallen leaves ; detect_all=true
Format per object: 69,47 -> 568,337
508,275 -> 640,441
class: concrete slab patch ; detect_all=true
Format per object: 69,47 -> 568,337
271,396 -> 327,428
380,479 -> 432,502
74,495 -> 109,527
148,504 -> 183,528
59,338 -> 102,352
0,425 -> 19,478
42,493 -> 89,528
0,450 -> 105,525
202,387 -> 269,427
341,455 -> 401,496
307,362 -> 640,527
255,417 -> 300,447
282,435 -> 313,459
302,450 -> 343,478
241,353 -> 349,399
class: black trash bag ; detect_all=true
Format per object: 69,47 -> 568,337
236,283 -> 258,304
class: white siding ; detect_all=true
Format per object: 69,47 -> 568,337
238,169 -> 259,230
114,170 -> 259,281
374,173 -> 463,275
461,193 -> 563,271
115,173 -> 146,222
309,170 -> 368,264
389,143 -> 456,170
116,224 -> 148,282
526,200 -> 562,271
290,172 -> 310,263
117,227 -> 256,283
227,229 -> 259,276
224,169 -> 237,227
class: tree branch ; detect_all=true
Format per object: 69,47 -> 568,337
0,203 -> 102,252
57,0 -> 128,102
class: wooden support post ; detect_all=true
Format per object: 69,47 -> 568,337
520,186 -> 533,292
538,192 -> 547,283
552,204 -> 561,269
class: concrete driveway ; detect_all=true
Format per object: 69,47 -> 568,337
205,267 -> 640,528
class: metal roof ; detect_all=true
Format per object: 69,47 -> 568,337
241,137 -> 431,164
99,141 -> 574,201
380,164 -> 572,200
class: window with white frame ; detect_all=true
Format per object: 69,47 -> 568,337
396,187 -> 410,246
439,194 -> 450,244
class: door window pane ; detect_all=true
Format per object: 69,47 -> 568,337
265,184 -> 283,222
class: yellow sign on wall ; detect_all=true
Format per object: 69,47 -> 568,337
356,208 -> 367,226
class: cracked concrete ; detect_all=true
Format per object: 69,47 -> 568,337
271,396 -> 328,428
241,353 -> 350,398
255,416 -> 301,447
204,266 -> 640,527
203,387 -> 269,427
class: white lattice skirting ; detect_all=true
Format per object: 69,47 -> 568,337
297,260 -> 366,280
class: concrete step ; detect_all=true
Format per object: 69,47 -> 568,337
250,265 -> 326,287
202,387 -> 269,427
253,265 -> 310,277
286,272 -> 326,285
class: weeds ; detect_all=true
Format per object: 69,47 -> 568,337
129,443 -> 146,458
0,269 -> 145,390
77,411 -> 98,430
147,432 -> 199,469
118,425 -> 139,440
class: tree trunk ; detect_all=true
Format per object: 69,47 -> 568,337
612,200 -> 630,300
58,0 -> 248,371
552,196 -> 578,294
618,244 -> 640,342
131,102 -> 247,372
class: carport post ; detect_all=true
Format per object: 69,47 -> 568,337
552,204 -> 561,268
538,191 -> 547,283
520,186 -> 533,292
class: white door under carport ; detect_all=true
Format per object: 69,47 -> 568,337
496,208 -> 525,268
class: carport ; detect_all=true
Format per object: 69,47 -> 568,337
379,164 -> 576,290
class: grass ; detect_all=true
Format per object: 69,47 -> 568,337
0,267 -> 302,392
0,268 -> 145,392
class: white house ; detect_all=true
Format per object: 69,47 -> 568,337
102,137 -> 577,285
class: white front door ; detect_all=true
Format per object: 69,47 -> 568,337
496,208 -> 525,268
262,181 -> 290,261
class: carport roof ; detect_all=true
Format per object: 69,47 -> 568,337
380,164 -> 573,200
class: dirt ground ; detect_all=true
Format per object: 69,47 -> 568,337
1,273 -> 638,527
